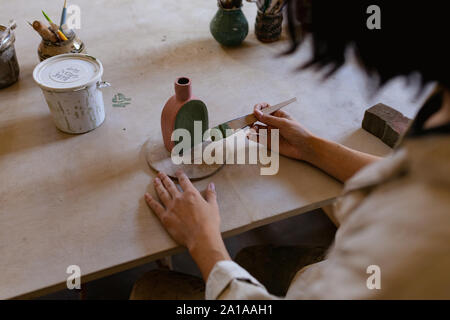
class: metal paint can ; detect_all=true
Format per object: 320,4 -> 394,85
33,53 -> 110,134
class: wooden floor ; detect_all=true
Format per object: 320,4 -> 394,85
38,209 -> 336,300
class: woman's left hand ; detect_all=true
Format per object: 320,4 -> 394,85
145,170 -> 230,280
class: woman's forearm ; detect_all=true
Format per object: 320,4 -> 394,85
304,136 -> 381,183
189,236 -> 231,282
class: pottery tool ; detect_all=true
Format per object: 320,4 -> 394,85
266,0 -> 277,13
42,10 -> 68,41
60,0 -> 68,29
262,0 -> 271,12
31,20 -> 58,42
267,0 -> 286,14
212,97 -> 297,140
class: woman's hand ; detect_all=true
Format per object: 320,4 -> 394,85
145,170 -> 230,280
250,103 -> 380,182
249,103 -> 317,162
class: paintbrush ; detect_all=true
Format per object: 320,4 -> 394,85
60,0 -> 68,30
31,20 -> 58,42
42,10 -> 68,41
267,0 -> 286,14
262,0 -> 271,13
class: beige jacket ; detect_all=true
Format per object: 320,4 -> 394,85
206,134 -> 450,299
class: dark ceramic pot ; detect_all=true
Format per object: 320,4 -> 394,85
210,5 -> 249,47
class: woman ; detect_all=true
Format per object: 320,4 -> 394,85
135,1 -> 450,299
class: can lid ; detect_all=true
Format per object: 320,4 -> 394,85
33,53 -> 103,92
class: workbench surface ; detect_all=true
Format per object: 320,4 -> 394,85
0,0 -> 425,299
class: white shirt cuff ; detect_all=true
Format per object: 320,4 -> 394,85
205,260 -> 264,300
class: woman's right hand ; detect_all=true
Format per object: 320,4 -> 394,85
249,103 -> 317,162
250,102 -> 381,183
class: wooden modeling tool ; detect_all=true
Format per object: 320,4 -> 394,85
212,97 -> 297,140
32,20 -> 58,42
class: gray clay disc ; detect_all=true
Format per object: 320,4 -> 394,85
144,137 -> 225,181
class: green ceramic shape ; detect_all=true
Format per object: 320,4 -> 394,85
174,100 -> 209,148
210,123 -> 232,141
210,6 -> 249,47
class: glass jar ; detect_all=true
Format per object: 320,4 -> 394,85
0,25 -> 20,89
38,31 -> 86,61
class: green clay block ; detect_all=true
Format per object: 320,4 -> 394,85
174,100 -> 209,148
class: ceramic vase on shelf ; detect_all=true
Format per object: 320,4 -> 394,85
210,1 -> 249,47
161,77 -> 209,152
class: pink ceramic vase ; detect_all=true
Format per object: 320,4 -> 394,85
161,77 -> 209,152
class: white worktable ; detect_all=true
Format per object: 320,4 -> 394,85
0,0 -> 425,299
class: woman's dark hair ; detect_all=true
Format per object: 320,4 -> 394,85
286,0 -> 449,90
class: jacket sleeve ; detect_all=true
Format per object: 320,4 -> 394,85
205,260 -> 280,300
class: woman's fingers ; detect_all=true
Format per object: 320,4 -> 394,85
158,172 -> 180,197
176,170 -> 194,191
273,109 -> 293,120
205,182 -> 217,204
154,177 -> 172,206
253,102 -> 294,125
254,107 -> 288,128
254,102 -> 269,112
248,124 -> 272,149
145,193 -> 166,218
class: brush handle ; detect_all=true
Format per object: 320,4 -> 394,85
48,22 -> 67,41
49,22 -> 60,33
60,8 -> 67,29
